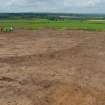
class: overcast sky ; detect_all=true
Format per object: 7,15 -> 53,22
0,0 -> 104,13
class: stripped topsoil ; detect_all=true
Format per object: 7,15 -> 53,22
0,29 -> 105,105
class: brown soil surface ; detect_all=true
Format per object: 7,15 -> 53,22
0,29 -> 105,105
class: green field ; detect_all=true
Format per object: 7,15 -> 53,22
0,19 -> 105,31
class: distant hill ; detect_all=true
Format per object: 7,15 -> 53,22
0,13 -> 105,20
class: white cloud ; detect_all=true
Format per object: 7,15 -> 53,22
64,0 -> 100,7
0,0 -> 104,13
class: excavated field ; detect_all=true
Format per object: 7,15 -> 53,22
0,29 -> 105,105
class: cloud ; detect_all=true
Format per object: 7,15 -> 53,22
0,0 -> 104,13
64,0 -> 100,7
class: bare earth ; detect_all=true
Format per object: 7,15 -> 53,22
0,29 -> 105,105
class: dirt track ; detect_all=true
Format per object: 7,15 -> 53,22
0,29 -> 105,105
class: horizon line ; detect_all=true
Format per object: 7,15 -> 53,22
0,12 -> 105,15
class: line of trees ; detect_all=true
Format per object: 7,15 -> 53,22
0,13 -> 105,20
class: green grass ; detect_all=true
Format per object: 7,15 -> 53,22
0,19 -> 105,31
